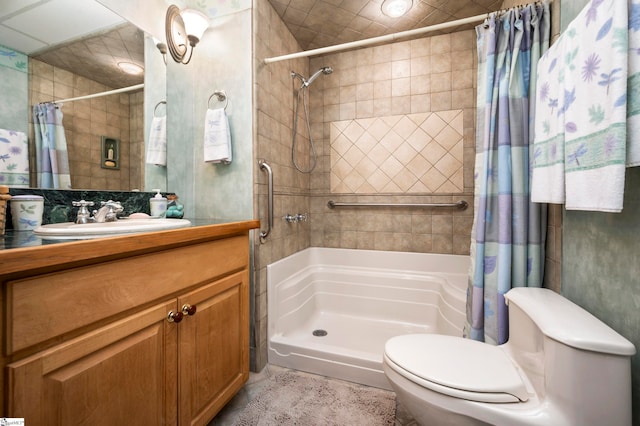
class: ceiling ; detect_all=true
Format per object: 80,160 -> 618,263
268,0 -> 502,50
1,0 -> 501,90
31,23 -> 144,89
0,0 -> 143,89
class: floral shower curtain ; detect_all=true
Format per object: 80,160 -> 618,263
466,2 -> 550,345
33,102 -> 71,189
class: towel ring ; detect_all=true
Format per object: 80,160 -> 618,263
208,90 -> 228,110
154,100 -> 167,117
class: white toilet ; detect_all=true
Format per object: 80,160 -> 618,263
383,287 -> 636,426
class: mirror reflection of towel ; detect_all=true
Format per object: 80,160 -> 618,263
204,108 -> 232,164
0,128 -> 29,187
146,116 -> 167,166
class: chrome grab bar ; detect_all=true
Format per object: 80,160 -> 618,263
259,160 -> 273,242
327,200 -> 468,210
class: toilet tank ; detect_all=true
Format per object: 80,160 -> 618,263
504,287 -> 635,426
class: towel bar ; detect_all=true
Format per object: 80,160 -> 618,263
208,90 -> 228,110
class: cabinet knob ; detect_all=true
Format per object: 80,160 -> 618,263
167,311 -> 184,323
182,303 -> 197,316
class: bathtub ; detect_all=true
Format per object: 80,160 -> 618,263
267,247 -> 469,390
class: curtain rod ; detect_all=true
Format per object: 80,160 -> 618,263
44,83 -> 144,104
264,13 -> 487,64
264,0 -> 551,64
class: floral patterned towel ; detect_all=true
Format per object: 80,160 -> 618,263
531,35 -> 566,204
0,129 -> 29,188
627,0 -> 640,167
533,0 -> 630,212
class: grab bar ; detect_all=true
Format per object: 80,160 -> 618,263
327,200 -> 468,210
259,160 -> 273,242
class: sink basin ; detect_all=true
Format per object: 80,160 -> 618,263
34,218 -> 192,239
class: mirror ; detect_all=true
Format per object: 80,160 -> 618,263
0,0 -> 166,192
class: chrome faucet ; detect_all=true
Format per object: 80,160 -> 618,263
284,213 -> 308,223
73,200 -> 95,224
92,200 -> 124,222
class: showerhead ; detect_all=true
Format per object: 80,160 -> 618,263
303,66 -> 333,87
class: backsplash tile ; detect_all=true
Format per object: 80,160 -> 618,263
5,188 -> 163,228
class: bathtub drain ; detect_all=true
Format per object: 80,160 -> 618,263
312,329 -> 328,337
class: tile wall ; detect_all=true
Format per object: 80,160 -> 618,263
308,30 -> 476,254
252,0 -> 478,371
129,90 -> 144,190
29,59 -> 143,191
330,110 -> 464,193
253,0 -> 311,370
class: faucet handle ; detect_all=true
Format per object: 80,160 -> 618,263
73,200 -> 95,224
72,200 -> 95,208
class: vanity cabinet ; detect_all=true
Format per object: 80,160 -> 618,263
0,220 -> 258,426
7,300 -> 178,425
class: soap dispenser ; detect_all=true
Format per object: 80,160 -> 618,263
149,189 -> 167,217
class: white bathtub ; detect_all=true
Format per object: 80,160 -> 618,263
267,247 -> 469,390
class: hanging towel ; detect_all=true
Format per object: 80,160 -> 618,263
204,108 -> 232,164
531,35 -> 566,204
562,0 -> 629,212
146,116 -> 167,166
627,0 -> 640,167
0,128 -> 29,187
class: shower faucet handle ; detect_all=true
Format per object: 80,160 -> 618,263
284,213 -> 308,223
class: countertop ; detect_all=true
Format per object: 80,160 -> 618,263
0,218 -> 260,279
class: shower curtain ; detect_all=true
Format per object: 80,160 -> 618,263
33,102 -> 71,189
466,2 -> 550,345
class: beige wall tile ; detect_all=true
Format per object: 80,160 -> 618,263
254,24 -> 477,375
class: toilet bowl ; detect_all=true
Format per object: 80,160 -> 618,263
383,288 -> 636,426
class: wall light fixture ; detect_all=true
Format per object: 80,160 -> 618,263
165,5 -> 209,64
153,37 -> 168,64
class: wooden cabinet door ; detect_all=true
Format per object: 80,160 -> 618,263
177,270 -> 249,426
6,301 -> 178,426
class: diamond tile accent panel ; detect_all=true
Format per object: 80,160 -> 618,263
330,110 -> 464,194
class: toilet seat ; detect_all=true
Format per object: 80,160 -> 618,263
384,334 -> 529,403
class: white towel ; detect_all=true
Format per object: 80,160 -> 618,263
627,0 -> 640,167
531,37 -> 566,204
0,128 -> 29,187
204,108 -> 232,164
146,116 -> 167,166
563,0 -> 628,212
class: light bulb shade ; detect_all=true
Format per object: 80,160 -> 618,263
118,61 -> 144,75
381,0 -> 413,17
181,9 -> 209,43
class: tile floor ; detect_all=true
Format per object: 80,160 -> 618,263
208,364 -> 418,426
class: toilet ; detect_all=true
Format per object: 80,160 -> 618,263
383,287 -> 636,426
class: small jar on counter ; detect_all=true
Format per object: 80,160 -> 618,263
166,194 -> 184,218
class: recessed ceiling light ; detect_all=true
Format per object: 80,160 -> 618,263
381,0 -> 413,18
117,61 -> 144,75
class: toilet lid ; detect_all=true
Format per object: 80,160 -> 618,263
384,334 -> 529,403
